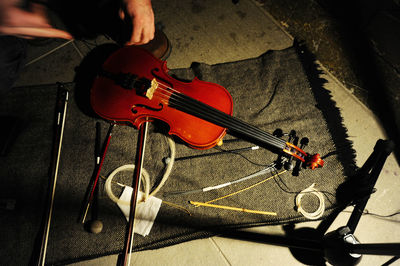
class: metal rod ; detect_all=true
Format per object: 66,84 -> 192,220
119,121 -> 149,266
220,229 -> 323,252
82,123 -> 115,224
348,243 -> 400,256
164,162 -> 277,196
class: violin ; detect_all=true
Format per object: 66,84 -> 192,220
90,46 -> 324,265
90,46 -> 324,170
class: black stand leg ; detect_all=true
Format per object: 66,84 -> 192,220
346,139 -> 394,233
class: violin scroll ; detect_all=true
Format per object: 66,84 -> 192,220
306,153 -> 324,170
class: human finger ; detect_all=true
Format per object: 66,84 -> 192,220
126,18 -> 154,45
128,22 -> 144,45
142,23 -> 155,43
121,0 -> 154,45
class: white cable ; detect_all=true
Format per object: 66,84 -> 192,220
148,135 -> 176,196
105,135 -> 176,205
105,164 -> 150,205
295,183 -> 325,220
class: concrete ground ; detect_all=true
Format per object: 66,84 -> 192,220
16,0 -> 399,265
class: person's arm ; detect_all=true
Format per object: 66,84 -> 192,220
119,0 -> 155,45
0,0 -> 72,39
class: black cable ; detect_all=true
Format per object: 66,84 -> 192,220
271,168 -> 336,205
364,210 -> 400,218
343,209 -> 400,221
213,146 -> 272,167
256,80 -> 280,115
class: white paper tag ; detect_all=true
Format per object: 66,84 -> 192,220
117,186 -> 162,237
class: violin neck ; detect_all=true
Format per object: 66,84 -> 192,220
168,92 -> 286,151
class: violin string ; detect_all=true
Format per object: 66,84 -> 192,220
155,85 -> 287,149
101,73 -> 288,149
146,79 -> 285,148
115,76 -> 286,149
167,93 -> 286,149
151,85 -> 286,149
152,84 -> 286,148
152,87 -> 286,149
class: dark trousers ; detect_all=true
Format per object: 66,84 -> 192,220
0,36 -> 27,98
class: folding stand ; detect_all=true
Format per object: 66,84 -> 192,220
219,139 -> 400,266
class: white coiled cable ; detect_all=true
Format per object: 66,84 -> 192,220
295,183 -> 325,220
105,135 -> 176,205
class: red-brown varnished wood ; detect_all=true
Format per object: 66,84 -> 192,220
91,46 -> 233,149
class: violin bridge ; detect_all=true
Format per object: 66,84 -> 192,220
146,78 -> 158,100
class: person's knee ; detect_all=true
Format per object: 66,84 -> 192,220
0,36 -> 27,96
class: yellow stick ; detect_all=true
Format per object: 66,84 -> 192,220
190,201 -> 277,216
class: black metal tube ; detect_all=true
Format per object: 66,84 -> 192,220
348,243 -> 400,256
347,140 -> 394,233
220,230 -> 323,252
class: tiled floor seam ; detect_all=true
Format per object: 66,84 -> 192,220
209,238 -> 232,266
71,40 -> 85,59
249,0 -> 294,41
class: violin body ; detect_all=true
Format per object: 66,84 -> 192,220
91,46 -> 233,149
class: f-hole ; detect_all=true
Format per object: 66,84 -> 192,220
131,103 -> 164,114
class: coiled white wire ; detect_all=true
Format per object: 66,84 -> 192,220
295,183 -> 325,220
105,135 -> 176,205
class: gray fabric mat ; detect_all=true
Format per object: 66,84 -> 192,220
0,44 -> 356,265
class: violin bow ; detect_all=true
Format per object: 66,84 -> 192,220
118,121 -> 149,266
32,83 -> 69,266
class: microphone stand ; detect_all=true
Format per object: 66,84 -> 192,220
219,139 -> 400,266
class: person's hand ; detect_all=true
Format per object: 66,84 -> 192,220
0,0 -> 72,39
120,0 -> 155,45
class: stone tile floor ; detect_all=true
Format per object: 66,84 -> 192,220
13,0 -> 400,265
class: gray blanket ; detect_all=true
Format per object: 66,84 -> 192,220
0,44 -> 356,265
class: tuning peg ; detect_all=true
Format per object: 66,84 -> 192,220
300,137 -> 309,150
288,130 -> 297,143
300,137 -> 309,146
273,129 -> 284,138
284,161 -> 294,171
